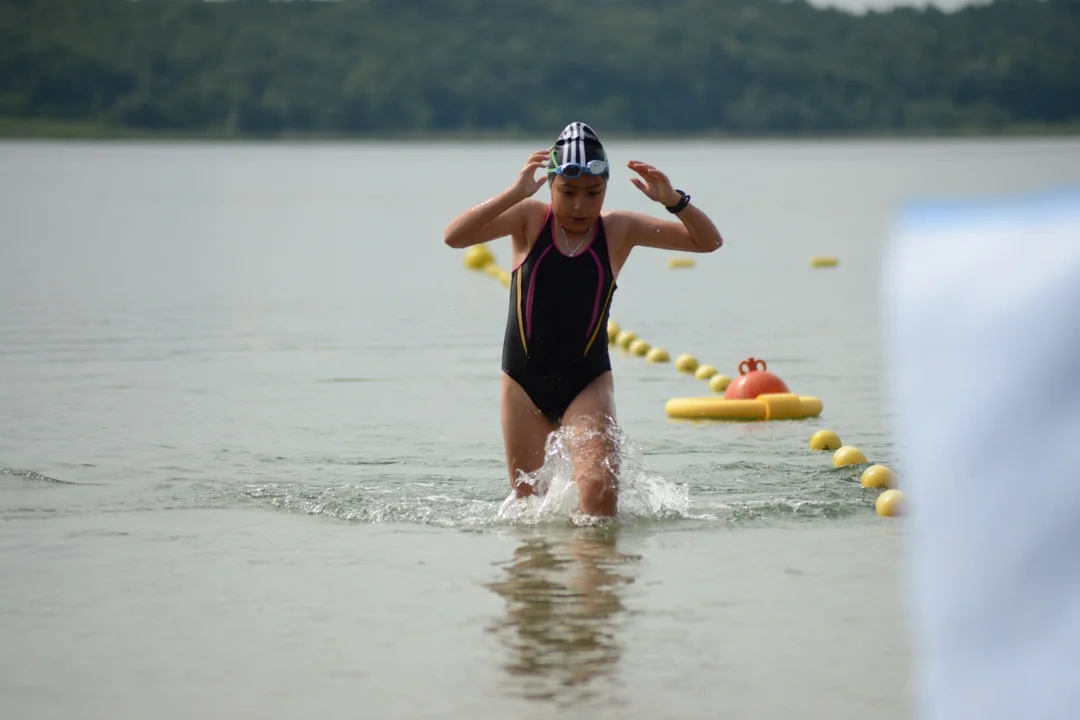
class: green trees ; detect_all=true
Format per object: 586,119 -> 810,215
1,0 -> 1077,137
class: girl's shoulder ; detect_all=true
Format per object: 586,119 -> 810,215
520,199 -> 552,239
599,209 -> 635,247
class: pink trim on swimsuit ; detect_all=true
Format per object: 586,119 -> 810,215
525,244 -> 553,340
586,247 -> 604,340
512,205 -> 553,273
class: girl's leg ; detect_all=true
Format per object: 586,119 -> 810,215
501,373 -> 558,497
561,372 -> 620,517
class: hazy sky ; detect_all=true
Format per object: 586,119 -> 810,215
805,0 -> 991,13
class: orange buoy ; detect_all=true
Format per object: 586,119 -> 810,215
723,357 -> 790,400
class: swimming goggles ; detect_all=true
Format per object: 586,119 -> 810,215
550,150 -> 609,178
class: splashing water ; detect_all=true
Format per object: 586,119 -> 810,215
4,423 -> 877,529
496,424 -> 690,527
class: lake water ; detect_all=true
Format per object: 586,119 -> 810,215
2,137 -> 1079,719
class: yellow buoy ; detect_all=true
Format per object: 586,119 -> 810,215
875,489 -> 906,517
665,394 -> 823,421
674,354 -> 698,374
666,397 -> 765,421
810,256 -> 838,268
708,374 -> 732,393
799,397 -> 823,417
832,446 -> 867,468
861,464 -> 897,489
667,256 -> 696,269
809,430 -> 842,451
628,338 -> 651,357
758,393 -> 804,420
464,244 -> 496,270
607,320 -> 621,344
615,330 -> 637,351
646,347 -> 670,363
694,364 -> 718,380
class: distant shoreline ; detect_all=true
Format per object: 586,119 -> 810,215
2,117 -> 1079,143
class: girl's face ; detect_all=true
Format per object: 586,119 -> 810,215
550,175 -> 607,233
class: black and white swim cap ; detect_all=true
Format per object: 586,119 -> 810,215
547,122 -> 610,182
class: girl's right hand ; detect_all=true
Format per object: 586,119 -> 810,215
511,149 -> 552,199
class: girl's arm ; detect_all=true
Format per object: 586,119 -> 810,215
443,187 -> 533,249
618,202 -> 723,253
443,149 -> 550,249
615,160 -> 723,253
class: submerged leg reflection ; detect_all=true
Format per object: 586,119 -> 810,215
484,526 -> 640,705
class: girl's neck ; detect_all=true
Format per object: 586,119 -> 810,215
555,220 -> 594,256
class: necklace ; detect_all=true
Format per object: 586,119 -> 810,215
559,224 -> 589,256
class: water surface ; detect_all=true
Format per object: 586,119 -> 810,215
3,137 -> 1079,718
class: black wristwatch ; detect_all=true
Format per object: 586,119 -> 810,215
665,190 -> 691,214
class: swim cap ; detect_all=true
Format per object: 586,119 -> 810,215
547,122 -> 610,183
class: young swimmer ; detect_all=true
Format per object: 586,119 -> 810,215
444,122 -> 724,517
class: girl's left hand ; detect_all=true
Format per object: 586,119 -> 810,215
628,160 -> 681,207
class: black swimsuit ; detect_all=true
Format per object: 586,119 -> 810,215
502,206 -> 618,424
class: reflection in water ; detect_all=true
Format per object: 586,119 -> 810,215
485,526 -> 641,705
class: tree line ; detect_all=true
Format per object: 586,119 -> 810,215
1,0 -> 1078,138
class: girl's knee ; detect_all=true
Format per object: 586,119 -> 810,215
572,439 -> 619,517
576,472 -> 618,517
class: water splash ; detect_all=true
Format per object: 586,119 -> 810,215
0,465 -> 85,485
9,425 -> 880,528
496,424 -> 690,527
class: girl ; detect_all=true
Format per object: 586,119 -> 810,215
444,122 -> 724,517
